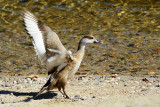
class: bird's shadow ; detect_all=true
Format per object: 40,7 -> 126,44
0,90 -> 57,103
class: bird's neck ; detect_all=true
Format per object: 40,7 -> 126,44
75,42 -> 85,61
77,42 -> 86,52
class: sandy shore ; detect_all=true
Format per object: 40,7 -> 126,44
0,75 -> 160,107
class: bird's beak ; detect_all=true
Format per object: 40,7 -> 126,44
94,39 -> 103,44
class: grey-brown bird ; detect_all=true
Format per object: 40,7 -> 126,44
22,10 -> 102,99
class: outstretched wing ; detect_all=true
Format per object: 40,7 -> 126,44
23,10 -> 72,74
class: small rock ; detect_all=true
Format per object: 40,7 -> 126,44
78,76 -> 83,80
4,83 -> 11,87
95,81 -> 99,85
13,81 -> 17,84
93,72 -> 98,75
17,85 -> 23,89
28,80 -> 32,84
141,89 -> 147,91
10,93 -> 14,96
95,75 -> 101,80
23,80 -> 27,83
148,83 -> 152,86
150,87 -> 155,89
33,78 -> 37,81
102,75 -> 106,80
148,72 -> 155,75
124,84 -> 127,87
156,83 -> 160,87
117,77 -> 120,80
92,96 -> 96,98
105,80 -> 109,83
110,78 -> 115,82
142,86 -> 145,89
17,79 -> 22,84
109,74 -> 118,78
82,77 -> 88,83
73,95 -> 84,100
134,90 -> 139,93
114,82 -> 118,85
26,75 -> 38,80
39,80 -> 45,84
134,81 -> 139,84
142,78 -> 150,83
127,43 -> 135,47
27,78 -> 31,81
74,95 -> 81,100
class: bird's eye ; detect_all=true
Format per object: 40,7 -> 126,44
89,37 -> 93,39
83,36 -> 94,39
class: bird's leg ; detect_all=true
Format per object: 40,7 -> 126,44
62,87 -> 70,99
58,87 -> 64,96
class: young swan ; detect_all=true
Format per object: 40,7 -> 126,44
22,10 -> 102,99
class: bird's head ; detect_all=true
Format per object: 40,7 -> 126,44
80,35 -> 103,44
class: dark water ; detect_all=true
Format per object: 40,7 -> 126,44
0,0 -> 159,76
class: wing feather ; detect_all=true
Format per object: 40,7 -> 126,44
22,9 -> 72,74
23,11 -> 46,64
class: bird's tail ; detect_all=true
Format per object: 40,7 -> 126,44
34,86 -> 47,98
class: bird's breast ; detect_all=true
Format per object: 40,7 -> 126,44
66,54 -> 84,78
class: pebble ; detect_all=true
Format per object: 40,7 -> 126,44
142,86 -> 145,89
78,76 -> 83,80
17,79 -> 22,84
148,83 -> 152,86
74,95 -> 81,99
10,93 -> 14,96
92,96 -> 96,98
150,86 -> 156,90
28,80 -> 32,84
102,75 -> 106,80
24,79 -> 28,83
148,72 -> 155,75
4,83 -> 11,87
134,90 -> 139,93
134,81 -> 139,84
95,75 -> 101,80
27,78 -> 31,81
17,85 -> 23,89
117,77 -> 120,80
110,78 -> 115,82
95,81 -> 99,85
124,84 -> 127,87
33,78 -> 37,81
73,95 -> 84,101
82,77 -> 88,83
13,81 -> 17,84
114,82 -> 118,85
141,89 -> 147,91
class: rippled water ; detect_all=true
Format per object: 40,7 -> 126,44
0,0 -> 159,76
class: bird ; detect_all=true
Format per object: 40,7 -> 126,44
22,9 -> 102,99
